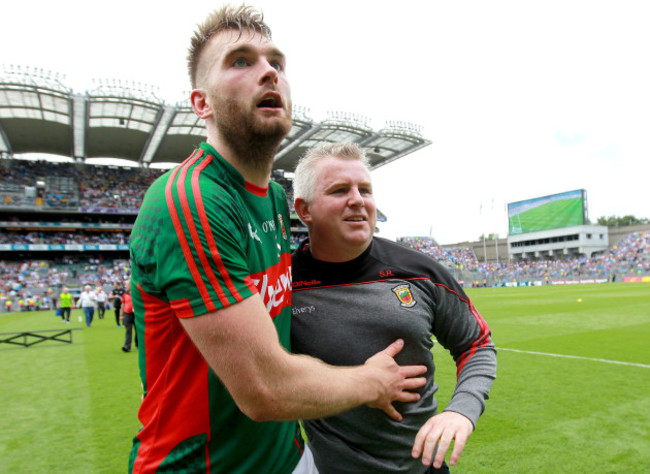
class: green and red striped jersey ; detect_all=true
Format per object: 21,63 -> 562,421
128,142 -> 301,473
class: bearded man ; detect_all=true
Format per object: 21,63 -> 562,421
127,5 -> 427,473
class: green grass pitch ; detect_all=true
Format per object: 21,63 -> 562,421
1,283 -> 649,472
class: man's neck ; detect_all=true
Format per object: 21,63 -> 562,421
207,132 -> 276,188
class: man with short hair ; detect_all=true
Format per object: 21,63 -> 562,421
59,287 -> 72,323
120,278 -> 135,353
76,285 -> 96,328
127,6 -> 426,473
109,281 -> 125,328
291,142 -> 497,472
95,286 -> 107,319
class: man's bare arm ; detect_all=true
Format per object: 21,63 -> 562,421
180,294 -> 426,422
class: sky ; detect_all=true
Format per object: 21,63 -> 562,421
2,0 -> 649,244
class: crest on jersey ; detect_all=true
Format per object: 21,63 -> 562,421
392,284 -> 416,308
278,214 -> 288,240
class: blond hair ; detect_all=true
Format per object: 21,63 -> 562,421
187,4 -> 272,88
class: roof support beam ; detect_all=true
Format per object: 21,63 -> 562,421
140,105 -> 176,165
0,122 -> 11,154
72,94 -> 87,159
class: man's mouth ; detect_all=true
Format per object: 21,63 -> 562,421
257,94 -> 282,108
345,217 -> 366,222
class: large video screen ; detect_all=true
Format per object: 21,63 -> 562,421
508,189 -> 586,235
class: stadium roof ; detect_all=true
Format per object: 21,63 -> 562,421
0,65 -> 431,171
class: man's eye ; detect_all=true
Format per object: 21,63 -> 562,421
233,58 -> 247,67
271,61 -> 283,71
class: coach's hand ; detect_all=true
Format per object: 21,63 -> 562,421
412,411 -> 474,468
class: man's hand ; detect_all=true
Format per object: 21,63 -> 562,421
411,411 -> 474,468
364,339 -> 427,421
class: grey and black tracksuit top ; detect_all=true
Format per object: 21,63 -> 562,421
291,237 -> 497,473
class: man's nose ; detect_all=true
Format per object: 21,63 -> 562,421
259,59 -> 279,85
348,188 -> 365,207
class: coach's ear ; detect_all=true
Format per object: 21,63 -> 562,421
294,197 -> 312,224
190,89 -> 213,119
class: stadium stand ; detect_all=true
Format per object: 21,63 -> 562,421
1,65 -> 648,311
398,232 -> 650,287
2,155 -> 648,310
0,64 -> 430,310
0,159 -> 305,311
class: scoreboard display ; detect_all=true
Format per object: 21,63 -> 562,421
508,189 -> 586,235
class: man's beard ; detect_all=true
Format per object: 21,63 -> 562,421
213,95 -> 292,172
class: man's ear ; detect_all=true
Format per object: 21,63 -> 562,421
294,197 -> 312,224
190,89 -> 213,119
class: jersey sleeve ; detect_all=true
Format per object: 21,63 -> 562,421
130,160 -> 257,319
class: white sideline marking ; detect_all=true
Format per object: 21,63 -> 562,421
496,347 -> 650,369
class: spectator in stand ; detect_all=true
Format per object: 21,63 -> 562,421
109,281 -> 125,328
95,286 -> 108,319
59,286 -> 72,323
77,285 -> 97,328
120,279 -> 135,352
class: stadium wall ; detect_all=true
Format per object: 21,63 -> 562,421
507,225 -> 609,261
607,223 -> 650,246
443,238 -> 508,264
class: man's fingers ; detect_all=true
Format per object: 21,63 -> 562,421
382,404 -> 403,422
413,413 -> 473,467
380,338 -> 405,358
421,433 -> 444,466
411,418 -> 436,460
401,375 -> 427,390
394,390 -> 421,403
448,434 -> 468,466
401,364 -> 428,378
433,437 -> 452,469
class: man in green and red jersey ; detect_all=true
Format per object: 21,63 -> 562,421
127,5 -> 427,473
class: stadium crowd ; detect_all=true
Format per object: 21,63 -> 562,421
1,159 -> 165,210
1,158 -> 302,213
0,230 -> 129,245
2,231 -> 647,310
402,232 -> 649,285
0,258 -> 130,312
1,159 -> 648,309
401,237 -> 477,269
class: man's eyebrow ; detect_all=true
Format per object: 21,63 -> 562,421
324,180 -> 347,191
224,44 -> 286,60
324,179 -> 372,191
